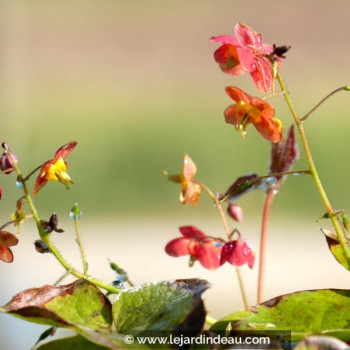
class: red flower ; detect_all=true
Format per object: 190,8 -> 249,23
220,237 -> 255,269
211,23 -> 281,92
224,86 -> 282,142
33,141 -> 78,196
165,226 -> 222,270
164,154 -> 201,206
0,231 -> 19,263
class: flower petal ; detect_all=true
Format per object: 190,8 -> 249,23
182,154 -> 197,180
179,226 -> 206,241
250,57 -> 274,92
0,231 -> 19,247
253,116 -> 283,143
225,86 -> 251,104
165,237 -> 190,257
0,245 -> 14,263
235,23 -> 263,49
210,35 -> 240,46
33,175 -> 49,196
194,243 -> 221,270
54,141 -> 78,160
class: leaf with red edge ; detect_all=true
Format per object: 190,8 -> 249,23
0,279 -> 112,331
321,228 -> 350,270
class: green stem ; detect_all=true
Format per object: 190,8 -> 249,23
276,72 -> 350,265
74,215 -> 88,275
195,180 -> 249,310
8,152 -> 121,294
301,86 -> 350,121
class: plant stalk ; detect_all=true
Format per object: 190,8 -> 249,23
196,180 -> 249,310
9,152 -> 121,294
257,188 -> 276,304
276,72 -> 350,265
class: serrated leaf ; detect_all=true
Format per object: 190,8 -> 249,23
1,279 -> 112,332
113,278 -> 209,335
321,228 -> 350,270
211,289 -> 350,342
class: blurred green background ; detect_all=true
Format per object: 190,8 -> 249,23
1,1 -> 350,348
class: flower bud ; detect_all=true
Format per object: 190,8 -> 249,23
0,152 -> 18,174
34,240 -> 51,254
227,203 -> 243,222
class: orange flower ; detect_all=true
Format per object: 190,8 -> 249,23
224,86 -> 282,142
33,141 -> 77,196
164,154 -> 201,205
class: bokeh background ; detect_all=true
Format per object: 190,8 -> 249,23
1,0 -> 350,348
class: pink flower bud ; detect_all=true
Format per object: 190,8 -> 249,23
0,152 -> 18,174
227,203 -> 243,222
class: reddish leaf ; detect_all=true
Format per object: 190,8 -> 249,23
2,279 -> 113,331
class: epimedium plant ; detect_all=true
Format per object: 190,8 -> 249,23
0,21 -> 350,350
163,22 -> 350,349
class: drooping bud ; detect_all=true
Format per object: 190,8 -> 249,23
0,152 -> 18,174
227,202 -> 243,222
40,213 -> 64,233
34,240 -> 51,254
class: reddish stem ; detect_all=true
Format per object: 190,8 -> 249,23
257,187 -> 277,304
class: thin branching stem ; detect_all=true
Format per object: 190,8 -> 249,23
195,180 -> 249,310
7,150 -> 121,294
301,86 -> 350,121
73,214 -> 88,276
257,187 -> 277,304
276,72 -> 350,265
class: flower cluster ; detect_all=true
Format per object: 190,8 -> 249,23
0,141 -> 77,263
211,23 -> 289,142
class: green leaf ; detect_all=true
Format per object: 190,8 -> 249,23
0,279 -> 112,332
211,289 -> 350,342
113,279 -> 209,334
321,229 -> 350,270
37,334 -> 109,350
